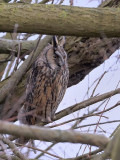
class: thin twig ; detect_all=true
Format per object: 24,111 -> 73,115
55,88 -> 120,121
35,142 -> 57,159
77,120 -> 120,129
64,148 -> 102,160
90,71 -> 107,98
16,142 -> 62,159
14,43 -> 21,71
0,138 -> 11,160
50,102 -> 120,128
0,135 -> 28,160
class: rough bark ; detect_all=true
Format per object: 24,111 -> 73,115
0,38 -> 36,56
0,3 -> 120,37
66,37 -> 120,86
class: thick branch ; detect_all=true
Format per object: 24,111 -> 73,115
0,121 -> 109,148
0,38 -> 36,55
1,4 -> 120,37
91,127 -> 120,160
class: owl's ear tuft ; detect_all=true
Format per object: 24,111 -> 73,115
60,36 -> 66,47
52,36 -> 66,48
52,36 -> 58,48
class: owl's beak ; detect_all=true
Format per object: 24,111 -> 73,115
55,51 -> 65,66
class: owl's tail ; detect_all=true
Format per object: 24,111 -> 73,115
17,105 -> 31,145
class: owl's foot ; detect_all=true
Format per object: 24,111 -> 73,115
40,116 -> 52,124
46,116 -> 52,123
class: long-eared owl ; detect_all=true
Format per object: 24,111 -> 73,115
18,36 -> 69,125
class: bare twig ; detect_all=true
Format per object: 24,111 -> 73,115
35,142 -> 56,159
90,71 -> 107,98
94,81 -> 120,135
76,120 -> 120,129
0,138 -> 11,160
0,135 -> 28,160
48,102 -> 120,130
14,43 -> 21,71
16,142 -> 62,159
55,88 -> 120,121
64,148 -> 103,160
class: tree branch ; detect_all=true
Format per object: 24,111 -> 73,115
0,4 -> 120,37
0,121 -> 109,148
64,148 -> 102,160
91,130 -> 119,160
55,88 -> 120,121
0,38 -> 36,56
0,135 -> 28,160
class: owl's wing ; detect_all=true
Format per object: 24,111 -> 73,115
26,60 -> 39,97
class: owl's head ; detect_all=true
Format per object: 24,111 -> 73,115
40,36 -> 68,70
52,36 -> 67,67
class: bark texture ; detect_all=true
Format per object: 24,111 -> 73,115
65,37 -> 120,86
0,3 -> 120,37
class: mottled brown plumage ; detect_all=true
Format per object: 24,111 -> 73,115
18,36 -> 69,126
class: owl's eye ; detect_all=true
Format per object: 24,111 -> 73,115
53,49 -> 59,59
